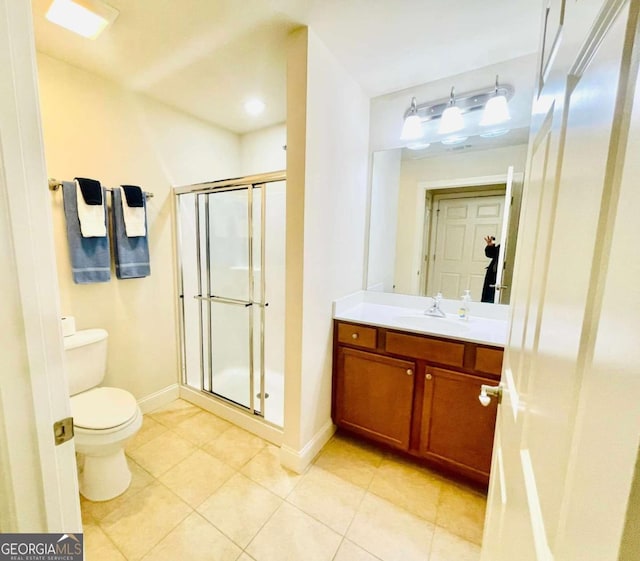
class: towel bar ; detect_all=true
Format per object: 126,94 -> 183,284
48,178 -> 154,199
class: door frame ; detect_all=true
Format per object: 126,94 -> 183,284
423,188 -> 507,298
415,172 -> 524,296
0,0 -> 81,532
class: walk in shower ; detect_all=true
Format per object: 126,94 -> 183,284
175,172 -> 286,427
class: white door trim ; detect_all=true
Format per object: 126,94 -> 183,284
0,0 -> 81,532
424,189 -> 506,298
412,172 -> 524,295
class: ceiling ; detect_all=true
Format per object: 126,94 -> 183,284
31,0 -> 543,134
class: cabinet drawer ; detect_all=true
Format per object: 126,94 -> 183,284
475,346 -> 503,376
337,322 -> 377,349
385,331 -> 464,367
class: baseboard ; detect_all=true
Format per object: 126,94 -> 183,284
280,419 -> 336,474
138,384 -> 180,414
179,385 -> 283,446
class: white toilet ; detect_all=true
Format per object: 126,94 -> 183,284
63,328 -> 142,502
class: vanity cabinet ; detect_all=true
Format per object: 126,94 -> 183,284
332,320 -> 502,485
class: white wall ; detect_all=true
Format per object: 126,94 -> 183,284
394,144 -> 528,294
367,149 -> 401,291
240,123 -> 287,176
37,52 -> 241,401
283,28 -> 370,463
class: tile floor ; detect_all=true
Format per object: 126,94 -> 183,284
81,399 -> 487,561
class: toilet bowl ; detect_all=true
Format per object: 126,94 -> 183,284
63,328 -> 142,502
71,386 -> 142,501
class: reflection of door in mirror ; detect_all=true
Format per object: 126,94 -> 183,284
424,189 -> 505,301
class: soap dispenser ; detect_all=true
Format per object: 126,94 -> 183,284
458,290 -> 471,320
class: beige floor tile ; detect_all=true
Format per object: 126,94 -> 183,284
347,493 -> 434,561
202,426 -> 266,469
172,410 -> 233,445
149,399 -> 201,427
81,459 -> 154,521
83,521 -> 127,561
436,482 -> 487,545
313,434 -> 383,488
126,416 -> 169,452
197,473 -> 282,548
369,457 -> 442,522
159,449 -> 235,507
141,511 -> 241,561
246,502 -> 341,561
100,482 -> 192,560
333,539 -> 381,561
237,554 -> 257,561
286,465 -> 365,534
241,445 -> 303,498
430,527 -> 481,561
128,430 -> 197,477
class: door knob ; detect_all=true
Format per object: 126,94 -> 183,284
479,384 -> 502,406
406,369 -> 413,376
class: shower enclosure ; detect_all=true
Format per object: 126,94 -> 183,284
174,172 -> 286,427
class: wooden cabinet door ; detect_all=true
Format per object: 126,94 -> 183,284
420,366 -> 497,477
335,347 -> 415,451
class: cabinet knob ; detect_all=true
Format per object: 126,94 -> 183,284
406,369 -> 413,376
351,333 -> 359,340
425,373 -> 432,380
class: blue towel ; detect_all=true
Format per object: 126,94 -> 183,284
62,181 -> 111,284
111,188 -> 151,279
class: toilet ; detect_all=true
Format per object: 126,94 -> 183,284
63,328 -> 142,502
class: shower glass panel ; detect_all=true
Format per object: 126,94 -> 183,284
176,172 -> 285,427
205,187 -> 255,409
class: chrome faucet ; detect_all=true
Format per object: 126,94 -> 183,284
425,293 -> 446,318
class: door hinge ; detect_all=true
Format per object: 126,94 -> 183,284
53,417 -> 74,446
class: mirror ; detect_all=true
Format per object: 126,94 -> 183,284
366,54 -> 538,305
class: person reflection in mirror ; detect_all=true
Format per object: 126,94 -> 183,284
482,235 -> 500,303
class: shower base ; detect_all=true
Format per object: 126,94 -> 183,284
198,367 -> 284,427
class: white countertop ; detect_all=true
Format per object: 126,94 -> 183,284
333,291 -> 508,347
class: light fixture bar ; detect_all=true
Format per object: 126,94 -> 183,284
402,83 -> 515,123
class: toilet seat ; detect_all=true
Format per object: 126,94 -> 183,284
71,387 -> 138,431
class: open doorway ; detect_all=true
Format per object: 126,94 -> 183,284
422,185 -> 506,301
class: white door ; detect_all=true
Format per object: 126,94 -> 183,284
482,1 -> 640,560
492,166 -> 513,304
0,0 -> 81,532
427,194 -> 505,300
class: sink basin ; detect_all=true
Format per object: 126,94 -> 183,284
392,314 -> 471,334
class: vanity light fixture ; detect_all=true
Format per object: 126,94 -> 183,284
441,135 -> 469,145
400,79 -> 515,145
45,0 -> 119,39
438,87 -> 464,134
244,99 -> 266,116
406,141 -> 431,150
400,97 -> 423,141
480,75 -> 511,126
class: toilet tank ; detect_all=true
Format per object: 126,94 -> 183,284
63,328 -> 108,396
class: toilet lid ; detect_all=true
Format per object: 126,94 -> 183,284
71,387 -> 138,430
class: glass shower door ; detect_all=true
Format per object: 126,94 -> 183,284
194,184 -> 264,414
176,172 -> 285,426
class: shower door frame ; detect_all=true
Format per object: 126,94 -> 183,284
173,170 -> 286,422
